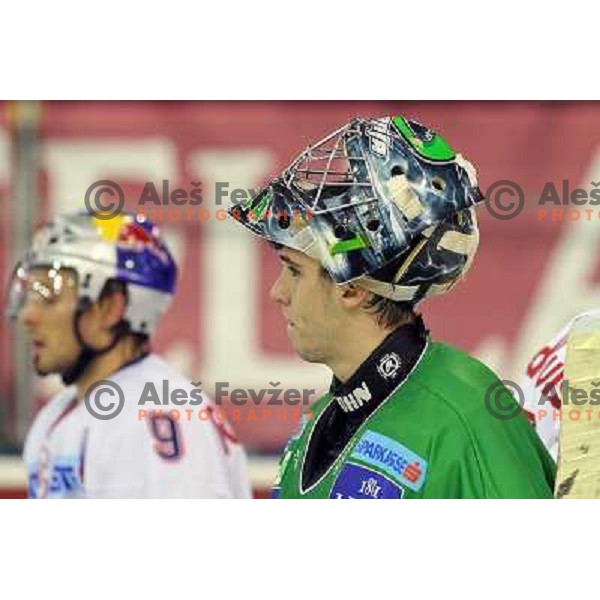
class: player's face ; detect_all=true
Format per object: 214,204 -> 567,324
17,268 -> 82,376
270,248 -> 344,364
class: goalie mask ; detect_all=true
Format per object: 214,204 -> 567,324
228,115 -> 484,304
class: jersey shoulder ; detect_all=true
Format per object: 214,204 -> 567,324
107,353 -> 210,422
111,354 -> 195,396
83,354 -> 202,463
405,342 -> 554,497
408,340 -> 503,423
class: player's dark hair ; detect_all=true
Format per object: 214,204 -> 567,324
360,293 -> 417,330
318,266 -> 416,330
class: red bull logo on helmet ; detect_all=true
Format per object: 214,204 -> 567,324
94,214 -> 170,264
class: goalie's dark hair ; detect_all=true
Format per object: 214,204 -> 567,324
360,292 -> 417,330
317,265 -> 417,330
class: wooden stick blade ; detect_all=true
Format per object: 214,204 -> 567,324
556,311 -> 600,498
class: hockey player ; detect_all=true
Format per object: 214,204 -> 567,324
7,212 -> 250,498
229,115 -> 555,498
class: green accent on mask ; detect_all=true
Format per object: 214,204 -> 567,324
250,192 -> 271,219
329,233 -> 370,256
392,116 -> 456,162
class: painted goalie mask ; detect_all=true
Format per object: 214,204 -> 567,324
229,115 -> 485,304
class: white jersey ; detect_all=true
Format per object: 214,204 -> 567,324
23,354 -> 251,498
521,310 -> 599,462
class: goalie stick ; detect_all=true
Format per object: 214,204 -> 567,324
555,310 -> 600,498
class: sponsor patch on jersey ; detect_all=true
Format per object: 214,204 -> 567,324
27,457 -> 83,499
350,430 -> 427,492
377,352 -> 402,381
330,463 -> 404,499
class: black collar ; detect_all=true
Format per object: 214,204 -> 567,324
299,316 -> 429,491
329,316 -> 428,417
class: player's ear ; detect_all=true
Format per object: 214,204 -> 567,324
97,283 -> 128,329
337,283 -> 370,310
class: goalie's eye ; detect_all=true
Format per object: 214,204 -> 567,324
286,264 -> 301,278
390,165 -> 405,177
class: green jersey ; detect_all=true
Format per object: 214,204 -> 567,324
273,331 -> 555,499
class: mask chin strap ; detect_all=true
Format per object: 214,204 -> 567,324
61,298 -> 126,386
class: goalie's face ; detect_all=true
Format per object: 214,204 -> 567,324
270,247 -> 346,364
12,266 -> 82,377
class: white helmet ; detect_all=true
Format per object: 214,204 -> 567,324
7,211 -> 177,335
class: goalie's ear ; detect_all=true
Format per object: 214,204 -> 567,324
336,282 -> 371,310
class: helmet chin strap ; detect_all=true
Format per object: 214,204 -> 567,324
61,298 -> 125,386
